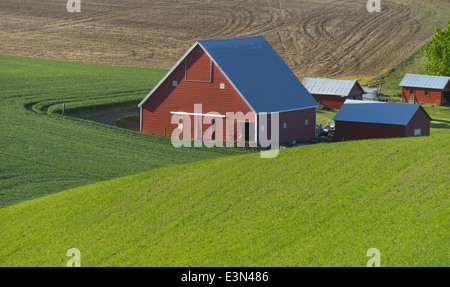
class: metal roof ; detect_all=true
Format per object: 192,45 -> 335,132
333,100 -> 427,126
302,77 -> 363,97
399,73 -> 450,90
197,36 -> 318,113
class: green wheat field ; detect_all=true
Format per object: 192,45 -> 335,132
0,54 -> 448,266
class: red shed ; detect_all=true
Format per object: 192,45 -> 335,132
138,36 -> 318,145
302,77 -> 365,110
333,100 -> 431,141
399,74 -> 450,105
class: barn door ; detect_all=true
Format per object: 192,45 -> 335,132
239,121 -> 255,142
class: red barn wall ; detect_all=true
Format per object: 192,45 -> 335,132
185,45 -> 211,82
404,108 -> 431,137
348,84 -> 364,100
259,108 -> 316,143
315,95 -> 346,110
334,121 -> 405,141
402,87 -> 442,105
142,45 -> 254,141
312,84 -> 363,110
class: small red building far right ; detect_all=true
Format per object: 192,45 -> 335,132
399,73 -> 450,105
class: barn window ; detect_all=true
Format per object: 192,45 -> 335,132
305,119 -> 309,126
410,89 -> 414,95
283,122 -> 287,129
220,83 -> 225,90
425,90 -> 429,96
173,80 -> 178,87
414,128 -> 421,136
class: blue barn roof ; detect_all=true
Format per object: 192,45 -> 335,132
139,36 -> 318,113
333,100 -> 430,126
198,36 -> 318,113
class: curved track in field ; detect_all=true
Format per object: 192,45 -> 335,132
0,0 -> 448,78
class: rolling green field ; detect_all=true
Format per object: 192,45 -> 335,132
0,54 -> 249,208
1,53 -> 449,267
0,132 -> 448,266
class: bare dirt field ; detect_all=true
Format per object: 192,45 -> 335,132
0,0 -> 448,79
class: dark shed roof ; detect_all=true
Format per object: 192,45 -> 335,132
333,100 -> 431,126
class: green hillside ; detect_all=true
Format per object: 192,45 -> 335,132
367,47 -> 430,98
1,53 -> 449,267
0,130 -> 448,266
0,55 -> 249,207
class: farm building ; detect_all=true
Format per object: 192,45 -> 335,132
362,86 -> 380,101
302,77 -> 365,110
333,100 -> 431,141
399,73 -> 450,105
138,36 -> 318,144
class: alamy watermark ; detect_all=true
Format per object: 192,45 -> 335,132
367,248 -> 381,267
64,247 -> 381,266
67,248 -> 81,267
67,0 -> 81,13
367,0 -> 381,13
170,104 -> 279,158
65,1 -> 380,14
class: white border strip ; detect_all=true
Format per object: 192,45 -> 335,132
170,111 -> 226,118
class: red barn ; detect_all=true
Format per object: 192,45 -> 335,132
138,36 -> 318,144
302,77 -> 365,110
333,100 -> 431,141
399,74 -> 450,105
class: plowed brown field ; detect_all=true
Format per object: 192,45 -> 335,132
0,0 -> 448,78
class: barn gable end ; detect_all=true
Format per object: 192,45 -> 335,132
140,44 -> 254,140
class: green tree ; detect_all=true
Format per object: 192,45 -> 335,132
424,20 -> 450,76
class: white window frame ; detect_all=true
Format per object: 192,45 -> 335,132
173,80 -> 178,87
220,83 -> 225,90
